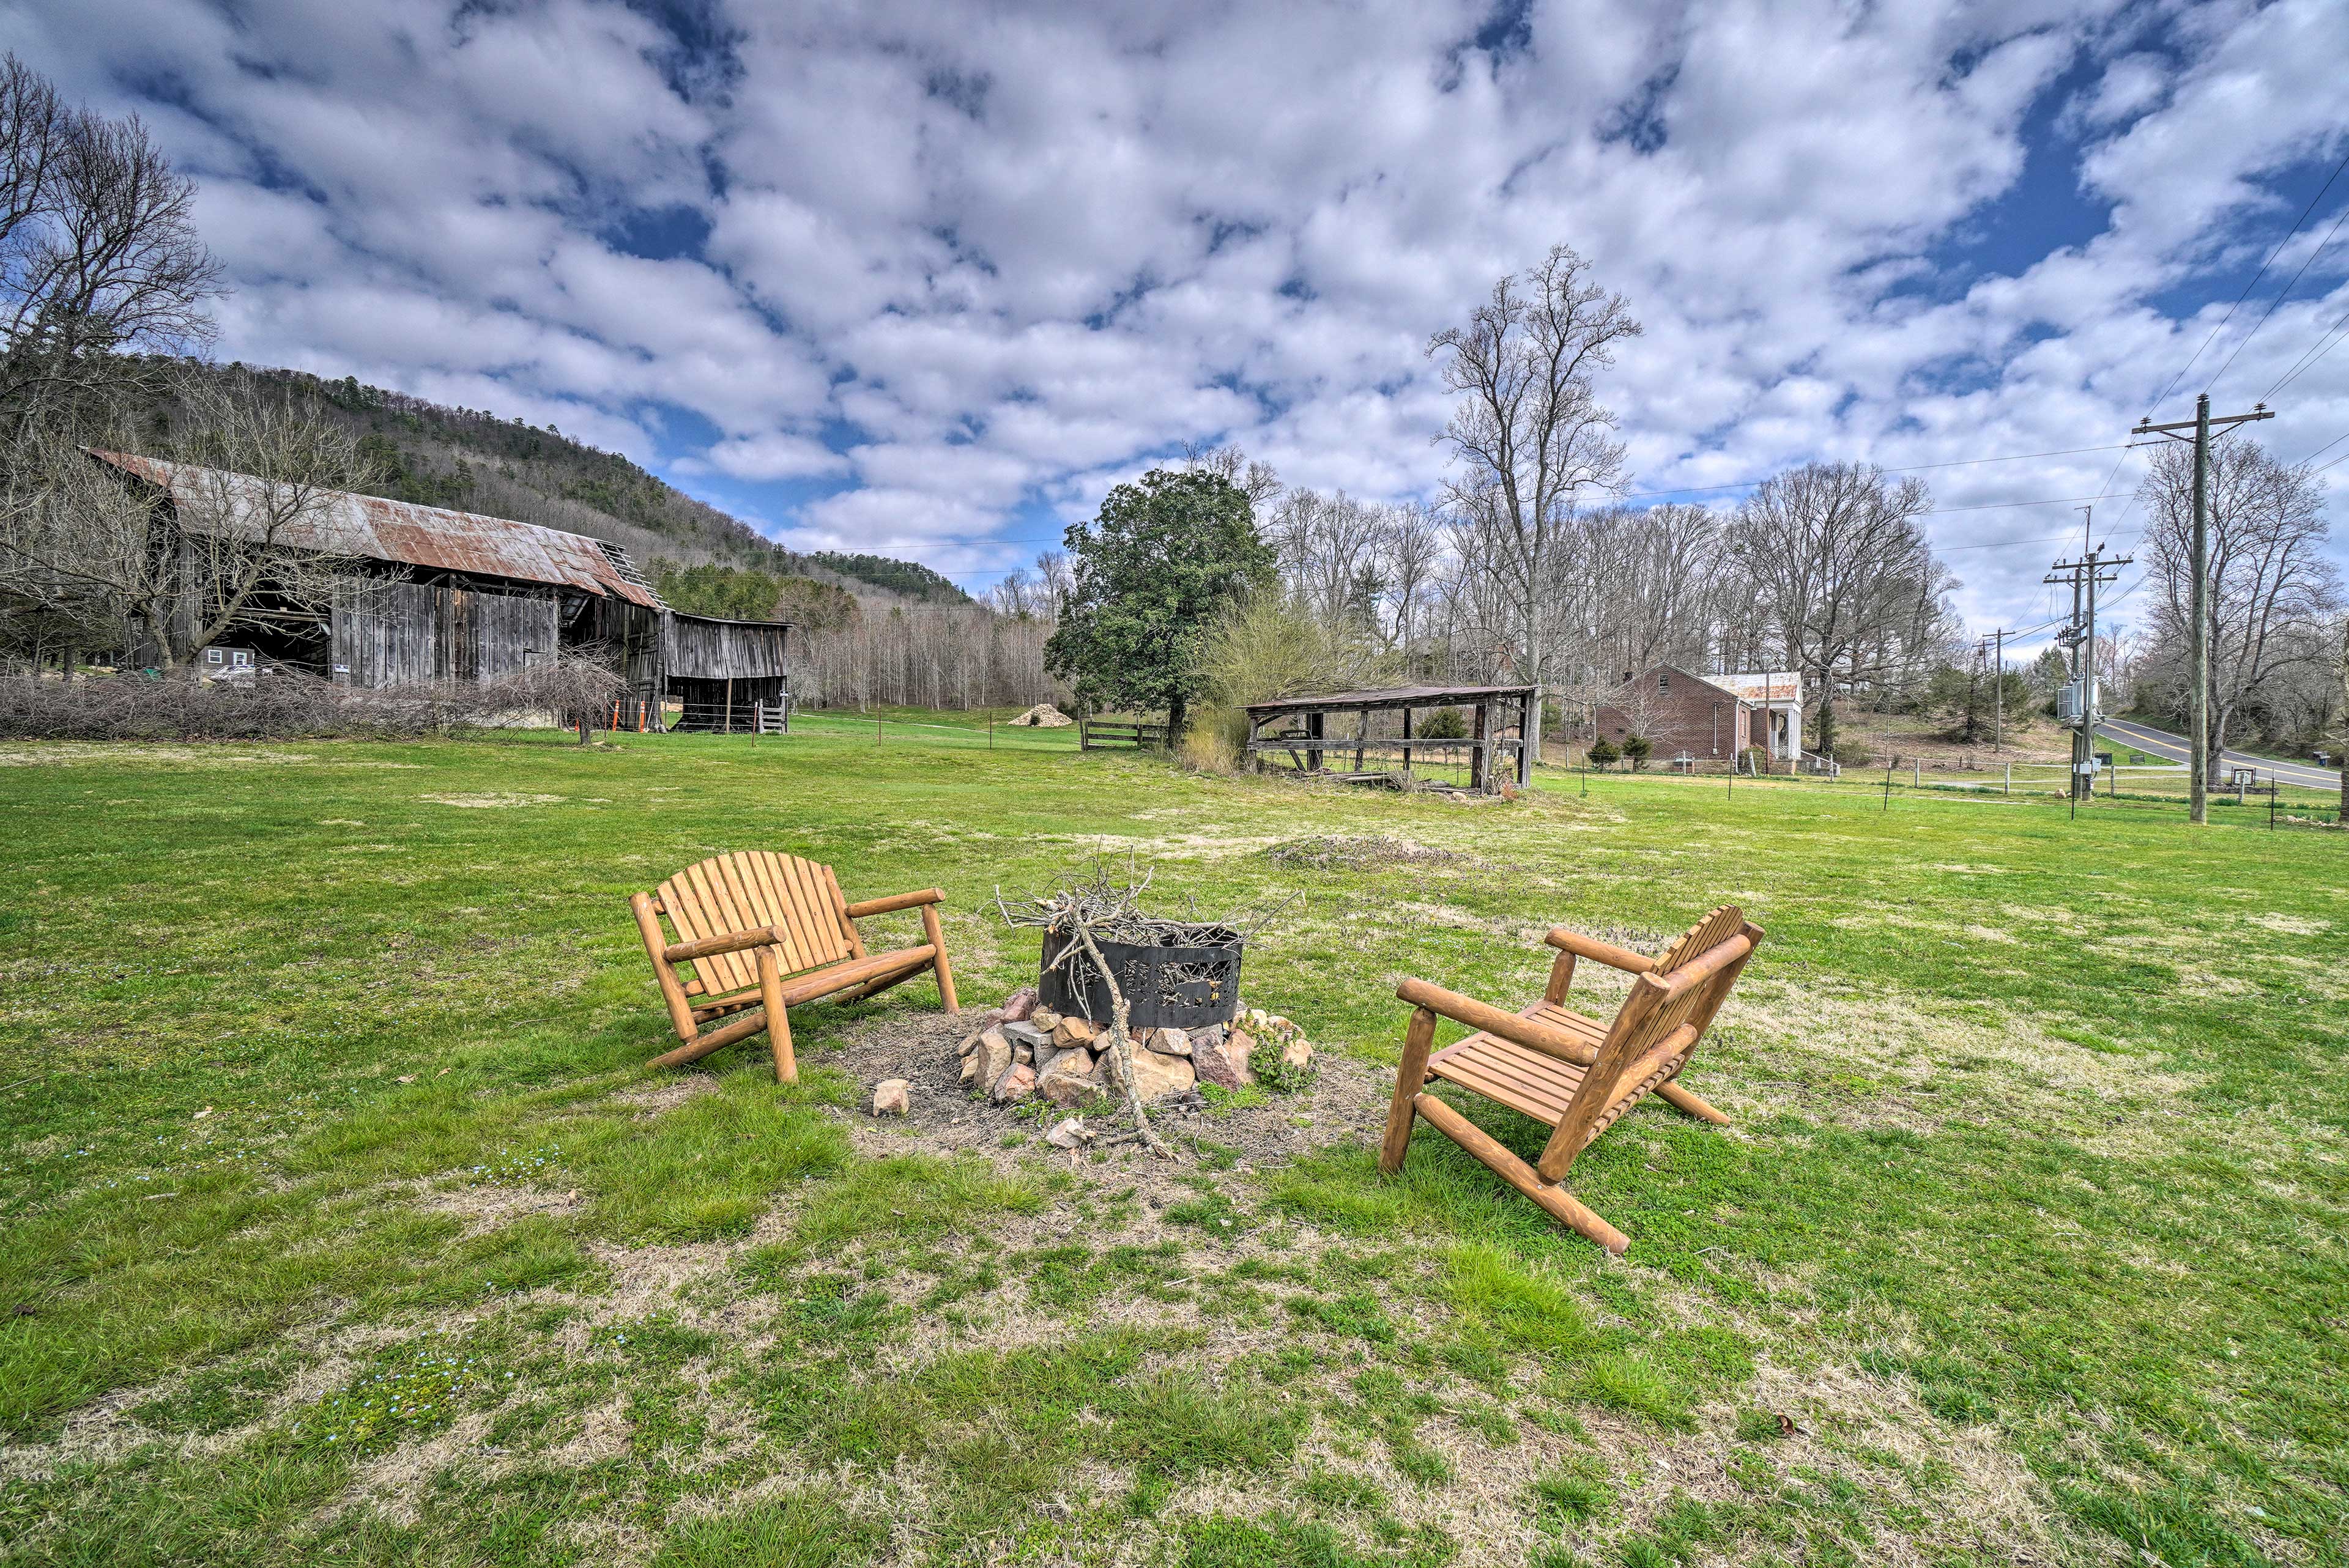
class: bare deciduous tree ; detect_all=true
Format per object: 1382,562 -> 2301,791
1180,440 -> 1283,509
1428,243 -> 1641,747
1,53 -> 219,436
2139,437 -> 2341,774
1726,461 -> 1946,756
0,374 -> 377,668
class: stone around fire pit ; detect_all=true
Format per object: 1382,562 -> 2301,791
1193,1028 -> 1256,1089
1039,1049 -> 1107,1108
1128,1048 -> 1196,1101
991,1062 -> 1037,1103
1000,1020 -> 1051,1054
871,1079 -> 910,1116
1000,986 -> 1038,1023
1143,1026 -> 1192,1057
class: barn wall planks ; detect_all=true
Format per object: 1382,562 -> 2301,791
332,582 -> 556,686
665,614 -> 790,679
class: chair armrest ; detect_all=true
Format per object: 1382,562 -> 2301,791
1395,978 -> 1598,1067
662,924 -> 786,963
1543,926 -> 1657,974
845,888 -> 943,919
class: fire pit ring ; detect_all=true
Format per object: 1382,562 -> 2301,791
1037,926 -> 1244,1032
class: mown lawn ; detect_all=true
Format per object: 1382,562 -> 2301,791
1,717 -> 2342,1567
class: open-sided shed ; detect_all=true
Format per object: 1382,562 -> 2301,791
1242,684 -> 1540,793
664,613 -> 791,731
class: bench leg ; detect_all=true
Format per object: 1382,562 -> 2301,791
1379,1006 -> 1438,1174
1655,1079 -> 1728,1124
1412,1093 -> 1630,1254
759,948 -> 797,1084
921,903 -> 959,1014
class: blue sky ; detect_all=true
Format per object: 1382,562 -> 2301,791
9,0 -> 2348,650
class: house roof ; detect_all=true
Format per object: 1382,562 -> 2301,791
1243,683 -> 1540,717
86,448 -> 664,608
1705,670 -> 1802,704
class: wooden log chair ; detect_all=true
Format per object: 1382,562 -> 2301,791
629,851 -> 957,1082
1379,904 -> 1762,1254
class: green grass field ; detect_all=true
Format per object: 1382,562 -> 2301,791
2,718 -> 2343,1566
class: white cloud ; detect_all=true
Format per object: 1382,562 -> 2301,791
7,0 -> 2347,631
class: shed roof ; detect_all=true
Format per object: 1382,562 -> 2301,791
86,448 -> 663,608
1243,683 -> 1539,718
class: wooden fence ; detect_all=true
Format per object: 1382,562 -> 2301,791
1080,719 -> 1167,751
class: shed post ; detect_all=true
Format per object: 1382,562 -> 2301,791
1469,702 -> 1490,792
1400,706 -> 1413,774
1354,705 -> 1369,772
1307,710 -> 1325,772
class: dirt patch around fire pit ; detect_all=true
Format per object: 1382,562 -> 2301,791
801,1005 -> 1393,1194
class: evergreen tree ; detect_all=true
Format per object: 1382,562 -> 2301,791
1044,468 -> 1275,741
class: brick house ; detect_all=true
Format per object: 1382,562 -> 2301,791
1593,664 -> 1803,763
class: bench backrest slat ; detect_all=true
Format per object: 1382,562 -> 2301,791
655,852 -> 855,994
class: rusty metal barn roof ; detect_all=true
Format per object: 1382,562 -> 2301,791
86,448 -> 662,607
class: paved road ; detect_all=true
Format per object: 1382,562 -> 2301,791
2098,716 -> 2344,793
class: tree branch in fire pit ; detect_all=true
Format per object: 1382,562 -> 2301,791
995,856 -> 1293,1160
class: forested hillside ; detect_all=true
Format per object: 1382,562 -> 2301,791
163,362 -> 968,612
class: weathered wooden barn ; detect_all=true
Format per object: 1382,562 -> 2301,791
87,449 -> 790,726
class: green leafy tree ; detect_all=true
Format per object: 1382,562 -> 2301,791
1622,734 -> 1652,770
1045,468 -> 1275,741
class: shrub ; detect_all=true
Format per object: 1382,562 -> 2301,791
1740,746 -> 1770,774
1586,738 -> 1619,767
1622,735 -> 1652,770
1418,706 -> 1469,739
1831,739 -> 1875,767
0,658 -> 625,742
1197,594 -> 1398,711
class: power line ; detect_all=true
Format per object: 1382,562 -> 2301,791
2210,188 -> 2349,394
2150,145 -> 2349,409
2298,428 -> 2349,468
2262,298 -> 2349,399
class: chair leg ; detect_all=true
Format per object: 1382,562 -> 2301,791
921,903 -> 959,1013
759,948 -> 797,1084
1655,1080 -> 1728,1124
1412,1093 -> 1631,1254
1379,1007 -> 1438,1174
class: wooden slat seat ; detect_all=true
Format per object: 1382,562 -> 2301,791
1380,904 -> 1762,1254
629,852 -> 957,1082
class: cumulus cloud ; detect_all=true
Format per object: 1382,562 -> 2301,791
4,0 -> 2347,630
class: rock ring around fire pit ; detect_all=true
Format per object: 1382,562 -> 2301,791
953,981 -> 1305,1114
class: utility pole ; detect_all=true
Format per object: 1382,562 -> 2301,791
1993,627 -> 2005,751
2132,396 -> 2274,823
2046,545 -> 2131,801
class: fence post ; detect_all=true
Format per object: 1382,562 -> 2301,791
2004,761 -> 2011,796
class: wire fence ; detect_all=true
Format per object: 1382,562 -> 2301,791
1544,758 -> 2344,830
